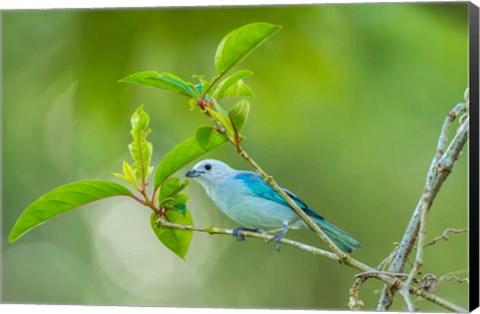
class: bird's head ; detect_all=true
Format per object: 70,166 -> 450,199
185,159 -> 234,186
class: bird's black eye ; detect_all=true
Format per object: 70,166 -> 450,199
204,164 -> 212,171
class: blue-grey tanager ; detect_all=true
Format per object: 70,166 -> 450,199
185,159 -> 361,253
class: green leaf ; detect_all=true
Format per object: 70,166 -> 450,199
206,105 -> 235,135
195,76 -> 211,96
159,177 -> 189,199
122,161 -> 137,184
215,22 -> 281,75
219,79 -> 253,99
119,71 -> 179,93
173,204 -> 187,215
9,180 -> 133,243
112,172 -> 127,182
172,193 -> 189,205
213,70 -> 254,99
113,161 -> 139,190
119,71 -> 196,98
159,193 -> 189,209
228,99 -> 250,133
149,73 -> 198,98
195,125 -> 227,150
129,106 -> 153,183
189,98 -> 199,110
131,104 -> 150,131
154,126 -> 227,189
150,210 -> 193,260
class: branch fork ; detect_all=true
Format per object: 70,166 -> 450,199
376,91 -> 469,311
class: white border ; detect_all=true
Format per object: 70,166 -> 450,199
0,0 -> 478,10
0,305 -> 365,314
0,1 -> 476,314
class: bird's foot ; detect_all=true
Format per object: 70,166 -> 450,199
268,222 -> 289,252
232,227 -> 259,241
269,233 -> 284,252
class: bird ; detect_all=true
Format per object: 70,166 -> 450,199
185,159 -> 361,253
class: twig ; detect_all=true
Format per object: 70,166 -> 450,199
190,92 -> 469,312
438,275 -> 469,285
356,271 -> 409,279
418,271 -> 469,291
404,192 -> 429,305
376,244 -> 398,271
409,286 -> 466,312
201,106 -> 348,259
155,218 -> 467,313
400,286 -> 416,311
424,228 -> 468,248
155,217 -> 337,260
348,276 -> 366,310
377,95 -> 469,311
388,102 -> 468,273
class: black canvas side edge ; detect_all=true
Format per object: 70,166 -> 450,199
469,1 -> 479,312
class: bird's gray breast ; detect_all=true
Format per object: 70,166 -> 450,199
206,176 -> 300,230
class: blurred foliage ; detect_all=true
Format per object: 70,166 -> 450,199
1,3 -> 468,311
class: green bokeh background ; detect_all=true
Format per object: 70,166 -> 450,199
1,3 -> 469,311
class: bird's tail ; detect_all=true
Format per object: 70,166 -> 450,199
314,218 -> 362,254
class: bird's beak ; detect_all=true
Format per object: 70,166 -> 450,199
185,169 -> 202,178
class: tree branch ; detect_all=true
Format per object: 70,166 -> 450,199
154,218 -> 467,312
424,227 -> 468,248
202,105 -> 348,258
348,276 -> 367,310
438,275 -> 469,285
400,287 -> 416,312
190,91 -> 469,313
155,218 -> 337,259
377,92 -> 469,311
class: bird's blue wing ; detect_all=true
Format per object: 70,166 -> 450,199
234,171 -> 324,220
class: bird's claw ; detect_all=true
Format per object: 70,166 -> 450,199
232,227 -> 260,241
232,228 -> 246,241
269,233 -> 284,252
